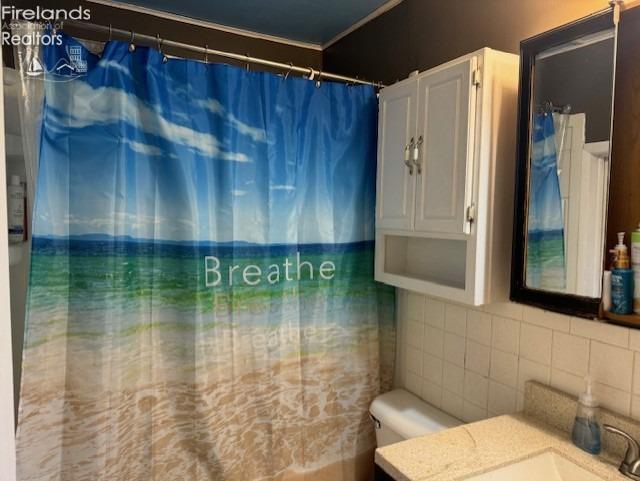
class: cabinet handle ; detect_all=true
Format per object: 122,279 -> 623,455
404,137 -> 415,175
413,135 -> 423,174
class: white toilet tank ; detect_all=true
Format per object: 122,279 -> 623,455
370,389 -> 462,447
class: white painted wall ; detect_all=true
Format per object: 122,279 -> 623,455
555,113 -> 609,298
0,54 -> 18,481
395,289 -> 640,423
4,66 -> 29,418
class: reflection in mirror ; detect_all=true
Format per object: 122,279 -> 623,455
525,28 -> 615,297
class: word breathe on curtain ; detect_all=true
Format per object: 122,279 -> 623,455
16,33 -> 395,481
204,252 -> 336,287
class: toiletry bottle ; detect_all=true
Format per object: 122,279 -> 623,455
571,376 -> 601,455
632,224 -> 640,314
610,232 -> 634,315
7,174 -> 24,243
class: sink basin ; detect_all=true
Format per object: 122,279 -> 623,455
465,451 -> 604,481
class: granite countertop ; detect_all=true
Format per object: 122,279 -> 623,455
375,413 -> 629,481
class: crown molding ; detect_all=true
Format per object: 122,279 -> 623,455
322,0 -> 404,49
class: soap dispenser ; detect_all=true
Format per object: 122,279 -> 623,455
571,376 -> 601,454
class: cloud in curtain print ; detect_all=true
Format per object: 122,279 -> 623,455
44,80 -> 254,161
100,59 -> 134,79
121,137 -> 165,157
196,98 -> 267,143
36,38 -> 375,245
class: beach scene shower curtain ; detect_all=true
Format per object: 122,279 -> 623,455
16,33 -> 395,481
526,112 -> 566,291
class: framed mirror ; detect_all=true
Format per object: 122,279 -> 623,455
511,8 -> 618,318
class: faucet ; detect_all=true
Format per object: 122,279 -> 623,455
604,424 -> 640,480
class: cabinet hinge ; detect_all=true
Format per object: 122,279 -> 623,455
472,68 -> 481,87
466,203 -> 476,223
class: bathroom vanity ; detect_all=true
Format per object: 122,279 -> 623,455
374,382 -> 637,481
375,415 -> 625,481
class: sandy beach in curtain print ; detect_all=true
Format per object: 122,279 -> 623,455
17,237 -> 395,481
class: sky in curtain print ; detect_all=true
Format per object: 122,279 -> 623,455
34,34 -> 377,245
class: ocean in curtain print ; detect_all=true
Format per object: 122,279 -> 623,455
526,113 -> 566,292
17,32 -> 394,481
526,229 -> 566,291
21,237 -> 393,480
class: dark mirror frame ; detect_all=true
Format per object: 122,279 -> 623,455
510,9 -> 616,319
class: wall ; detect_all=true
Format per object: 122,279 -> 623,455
396,292 -> 640,423
321,1 -> 410,85
534,37 -> 614,143
607,5 -> 640,254
3,65 -> 32,421
0,59 -> 17,481
324,0 -> 605,84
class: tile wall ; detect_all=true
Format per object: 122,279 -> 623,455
395,290 -> 640,423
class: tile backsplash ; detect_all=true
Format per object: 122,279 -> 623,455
395,289 -> 640,423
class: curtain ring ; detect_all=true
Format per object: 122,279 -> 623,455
128,30 -> 135,52
284,62 -> 293,80
204,44 -> 209,63
108,24 -> 112,42
315,70 -> 322,88
307,68 -> 315,81
245,53 -> 250,71
157,35 -> 168,63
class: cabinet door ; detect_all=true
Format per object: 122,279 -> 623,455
376,81 -> 417,230
414,57 -> 477,234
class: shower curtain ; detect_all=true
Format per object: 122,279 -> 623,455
526,112 -> 566,291
16,33 -> 395,481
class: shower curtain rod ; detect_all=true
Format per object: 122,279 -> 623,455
59,20 -> 386,88
538,101 -> 571,114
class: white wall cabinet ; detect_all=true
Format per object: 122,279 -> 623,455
375,48 -> 519,305
414,57 -> 477,235
377,81 -> 417,230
